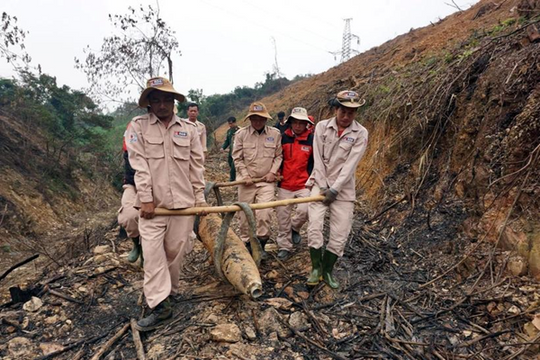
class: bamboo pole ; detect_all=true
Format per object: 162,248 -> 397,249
154,195 -> 324,216
214,176 -> 282,188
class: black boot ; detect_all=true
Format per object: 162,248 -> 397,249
135,298 -> 172,331
127,236 -> 142,263
258,237 -> 269,260
306,247 -> 323,286
291,229 -> 302,245
322,250 -> 340,289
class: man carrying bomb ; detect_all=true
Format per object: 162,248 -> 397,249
117,122 -> 142,264
275,107 -> 314,261
305,90 -> 368,289
232,102 -> 283,259
126,77 -> 207,330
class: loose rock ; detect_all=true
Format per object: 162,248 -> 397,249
23,296 -> 43,312
210,323 -> 242,343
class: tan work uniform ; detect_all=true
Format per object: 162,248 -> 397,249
126,113 -> 205,308
117,185 -> 139,239
232,125 -> 283,242
306,117 -> 368,257
183,119 -> 207,153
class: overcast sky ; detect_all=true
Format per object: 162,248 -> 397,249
1,0 -> 479,101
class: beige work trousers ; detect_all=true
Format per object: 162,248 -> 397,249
139,215 -> 194,308
307,186 -> 355,257
117,185 -> 139,239
275,187 -> 310,251
237,182 -> 275,243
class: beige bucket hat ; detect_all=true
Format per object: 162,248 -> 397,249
244,102 -> 272,121
286,107 -> 313,124
336,90 -> 366,108
138,77 -> 186,107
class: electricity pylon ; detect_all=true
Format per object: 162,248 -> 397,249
329,18 -> 360,63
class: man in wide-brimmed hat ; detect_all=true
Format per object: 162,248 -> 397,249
126,76 -> 207,331
305,90 -> 368,289
275,107 -> 315,261
232,102 -> 283,259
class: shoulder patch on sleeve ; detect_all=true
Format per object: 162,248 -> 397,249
132,114 -> 150,122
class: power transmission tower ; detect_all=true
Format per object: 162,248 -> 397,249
329,18 -> 360,63
271,37 -> 283,78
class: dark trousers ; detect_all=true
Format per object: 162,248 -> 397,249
227,156 -> 236,181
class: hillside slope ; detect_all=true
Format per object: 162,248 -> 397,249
0,111 -> 118,273
218,0 -> 540,277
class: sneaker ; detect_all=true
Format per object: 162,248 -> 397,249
291,229 -> 302,245
277,249 -> 291,261
135,298 -> 172,331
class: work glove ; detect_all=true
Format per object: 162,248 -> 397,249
321,188 -> 338,206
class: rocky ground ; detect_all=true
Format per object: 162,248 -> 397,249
2,153 -> 540,359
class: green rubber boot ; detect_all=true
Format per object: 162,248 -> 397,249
306,247 -> 323,286
322,250 -> 340,289
127,236 -> 142,263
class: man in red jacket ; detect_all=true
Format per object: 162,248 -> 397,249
275,107 -> 314,260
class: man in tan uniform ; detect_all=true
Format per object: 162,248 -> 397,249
126,77 -> 206,331
232,102 -> 283,259
306,90 -> 368,289
184,103 -> 207,157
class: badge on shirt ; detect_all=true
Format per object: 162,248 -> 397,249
301,146 -> 310,152
265,137 -> 275,142
174,131 -> 188,138
129,133 -> 138,143
343,136 -> 355,143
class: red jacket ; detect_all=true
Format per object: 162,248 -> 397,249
279,128 -> 314,191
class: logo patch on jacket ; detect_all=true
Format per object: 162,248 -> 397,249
343,136 -> 355,143
301,146 -> 310,152
129,133 -> 138,143
174,131 -> 188,138
265,137 -> 274,142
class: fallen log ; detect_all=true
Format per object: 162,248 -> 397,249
155,195 -> 325,216
198,214 -> 263,299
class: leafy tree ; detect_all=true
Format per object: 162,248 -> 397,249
75,5 -> 180,104
0,12 -> 31,69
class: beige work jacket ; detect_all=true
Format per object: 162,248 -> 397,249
306,117 -> 368,201
232,125 -> 283,180
126,113 -> 206,209
182,119 -> 207,152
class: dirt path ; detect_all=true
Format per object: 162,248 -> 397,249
1,152 -> 539,359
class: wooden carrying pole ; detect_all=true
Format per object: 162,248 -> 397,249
154,195 -> 325,216
214,176 -> 282,188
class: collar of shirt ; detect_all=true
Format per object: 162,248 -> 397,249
149,113 -> 183,127
327,117 -> 360,136
248,125 -> 268,135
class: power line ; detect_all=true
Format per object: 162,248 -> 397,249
238,0 -> 337,44
198,0 -> 334,55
